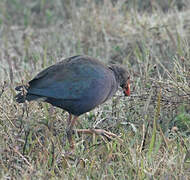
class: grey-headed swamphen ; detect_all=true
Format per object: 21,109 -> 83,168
15,55 -> 130,148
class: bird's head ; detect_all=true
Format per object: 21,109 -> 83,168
109,64 -> 130,96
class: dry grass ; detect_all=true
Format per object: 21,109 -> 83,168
0,0 -> 190,179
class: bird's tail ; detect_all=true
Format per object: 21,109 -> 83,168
15,85 -> 47,103
15,92 -> 26,103
15,85 -> 28,103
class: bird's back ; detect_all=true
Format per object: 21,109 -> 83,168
16,55 -> 118,115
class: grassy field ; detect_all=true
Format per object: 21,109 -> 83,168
0,0 -> 190,179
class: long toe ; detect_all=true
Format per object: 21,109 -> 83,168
74,129 -> 123,144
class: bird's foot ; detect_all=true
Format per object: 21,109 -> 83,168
74,129 -> 123,144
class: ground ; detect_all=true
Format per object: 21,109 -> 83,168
0,0 -> 190,179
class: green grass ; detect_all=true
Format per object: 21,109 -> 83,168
0,0 -> 190,179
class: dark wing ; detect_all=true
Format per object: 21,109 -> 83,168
27,57 -> 107,100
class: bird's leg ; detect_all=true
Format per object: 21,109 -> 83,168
74,129 -> 123,144
67,114 -> 72,127
66,114 -> 78,149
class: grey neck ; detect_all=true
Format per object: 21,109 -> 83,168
109,65 -> 122,86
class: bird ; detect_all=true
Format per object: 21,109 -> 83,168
15,55 -> 130,148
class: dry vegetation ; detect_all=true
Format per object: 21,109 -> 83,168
0,0 -> 190,179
